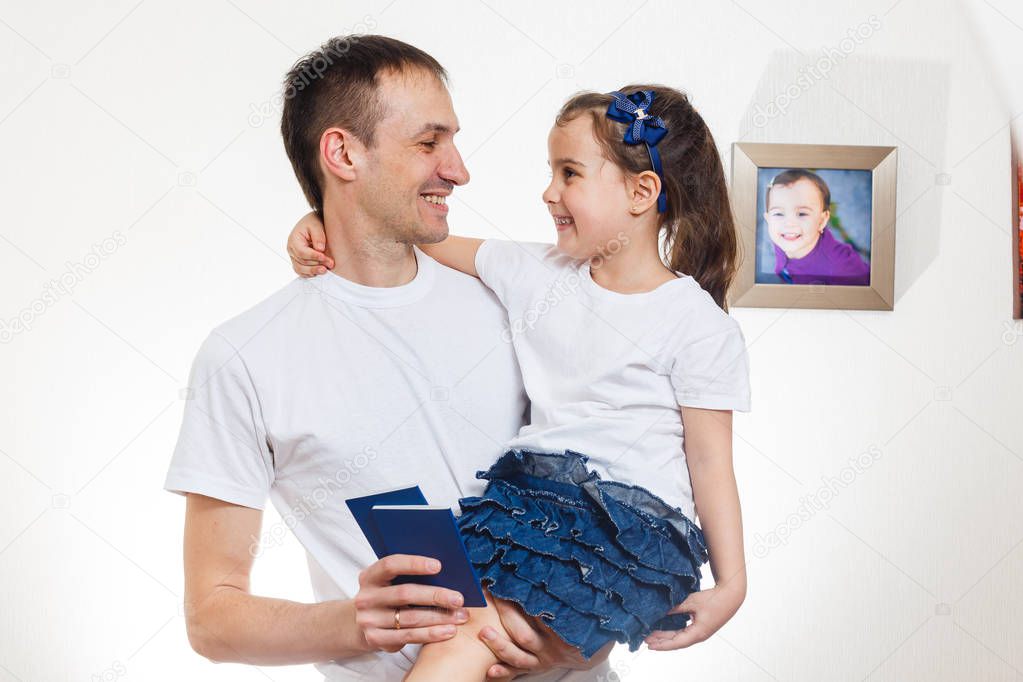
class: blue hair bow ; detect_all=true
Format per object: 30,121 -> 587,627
605,90 -> 668,212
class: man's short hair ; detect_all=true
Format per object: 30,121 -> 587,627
280,35 -> 448,214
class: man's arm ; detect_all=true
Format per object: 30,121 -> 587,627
183,493 -> 365,664
183,493 -> 470,665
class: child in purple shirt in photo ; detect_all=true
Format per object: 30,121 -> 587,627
764,169 -> 871,286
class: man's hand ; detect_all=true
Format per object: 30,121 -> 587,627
477,597 -> 612,679
353,555 -> 470,653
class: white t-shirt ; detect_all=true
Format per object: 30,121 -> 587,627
475,239 -> 752,521
164,246 -> 611,681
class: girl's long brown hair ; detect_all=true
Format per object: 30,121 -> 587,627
556,85 -> 739,311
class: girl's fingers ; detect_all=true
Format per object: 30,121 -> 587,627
665,593 -> 700,615
644,629 -> 678,641
292,246 -> 332,264
291,261 -> 326,277
286,231 -> 311,254
287,226 -> 326,256
645,622 -> 706,650
292,254 -> 331,267
478,627 -> 541,671
305,216 -> 327,245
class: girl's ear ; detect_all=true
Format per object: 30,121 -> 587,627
320,127 -> 359,182
627,170 -> 661,214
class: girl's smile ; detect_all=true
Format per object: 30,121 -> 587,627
542,117 -> 635,260
552,214 -> 575,231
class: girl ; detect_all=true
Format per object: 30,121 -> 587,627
287,86 -> 751,681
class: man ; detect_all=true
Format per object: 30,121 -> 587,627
164,34 -> 611,680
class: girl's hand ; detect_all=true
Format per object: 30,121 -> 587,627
644,581 -> 746,651
479,597 -> 612,679
287,211 -> 333,277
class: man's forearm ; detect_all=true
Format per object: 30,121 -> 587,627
187,587 -> 370,665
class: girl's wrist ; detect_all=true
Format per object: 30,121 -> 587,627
711,568 -> 748,597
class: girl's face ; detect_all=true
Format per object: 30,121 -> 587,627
764,178 -> 830,259
542,116 -> 633,260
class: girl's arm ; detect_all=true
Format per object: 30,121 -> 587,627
285,211 -> 482,278
646,406 -> 746,651
417,237 -> 482,278
684,407 -> 747,597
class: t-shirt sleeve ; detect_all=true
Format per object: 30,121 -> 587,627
474,239 -> 559,310
670,317 -> 752,412
163,331 -> 275,510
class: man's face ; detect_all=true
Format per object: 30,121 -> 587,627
356,68 -> 469,245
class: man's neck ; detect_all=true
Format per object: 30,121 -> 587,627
321,205 -> 418,288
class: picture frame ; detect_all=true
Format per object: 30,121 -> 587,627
729,142 -> 898,310
1013,137 -> 1022,320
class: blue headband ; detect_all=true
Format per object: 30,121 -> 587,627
605,90 -> 668,213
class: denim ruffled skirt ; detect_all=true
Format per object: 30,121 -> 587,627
455,449 -> 709,659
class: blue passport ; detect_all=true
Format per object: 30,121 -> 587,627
345,485 -> 428,558
345,486 -> 487,607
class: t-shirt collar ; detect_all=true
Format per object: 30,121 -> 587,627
308,245 -> 437,308
577,259 -> 690,301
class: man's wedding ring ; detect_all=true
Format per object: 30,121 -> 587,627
393,607 -> 401,630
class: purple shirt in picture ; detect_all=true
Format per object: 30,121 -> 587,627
774,227 -> 871,286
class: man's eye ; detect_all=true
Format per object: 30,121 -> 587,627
421,141 -> 438,148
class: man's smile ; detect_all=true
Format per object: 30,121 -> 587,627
420,192 -> 449,213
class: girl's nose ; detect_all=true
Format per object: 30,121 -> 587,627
542,179 -> 558,205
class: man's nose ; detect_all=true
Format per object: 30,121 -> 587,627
441,145 -> 470,186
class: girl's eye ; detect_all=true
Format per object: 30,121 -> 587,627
563,168 -> 576,178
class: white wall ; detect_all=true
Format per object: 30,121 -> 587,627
1,1 -> 1020,680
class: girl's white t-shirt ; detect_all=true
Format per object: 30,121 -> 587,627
475,239 -> 752,521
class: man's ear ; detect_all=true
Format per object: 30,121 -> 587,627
627,170 -> 661,214
319,127 -> 359,182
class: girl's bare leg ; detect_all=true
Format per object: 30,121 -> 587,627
403,587 -> 508,682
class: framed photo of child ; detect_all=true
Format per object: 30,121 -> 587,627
729,142 -> 898,310
1013,141 -> 1022,320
